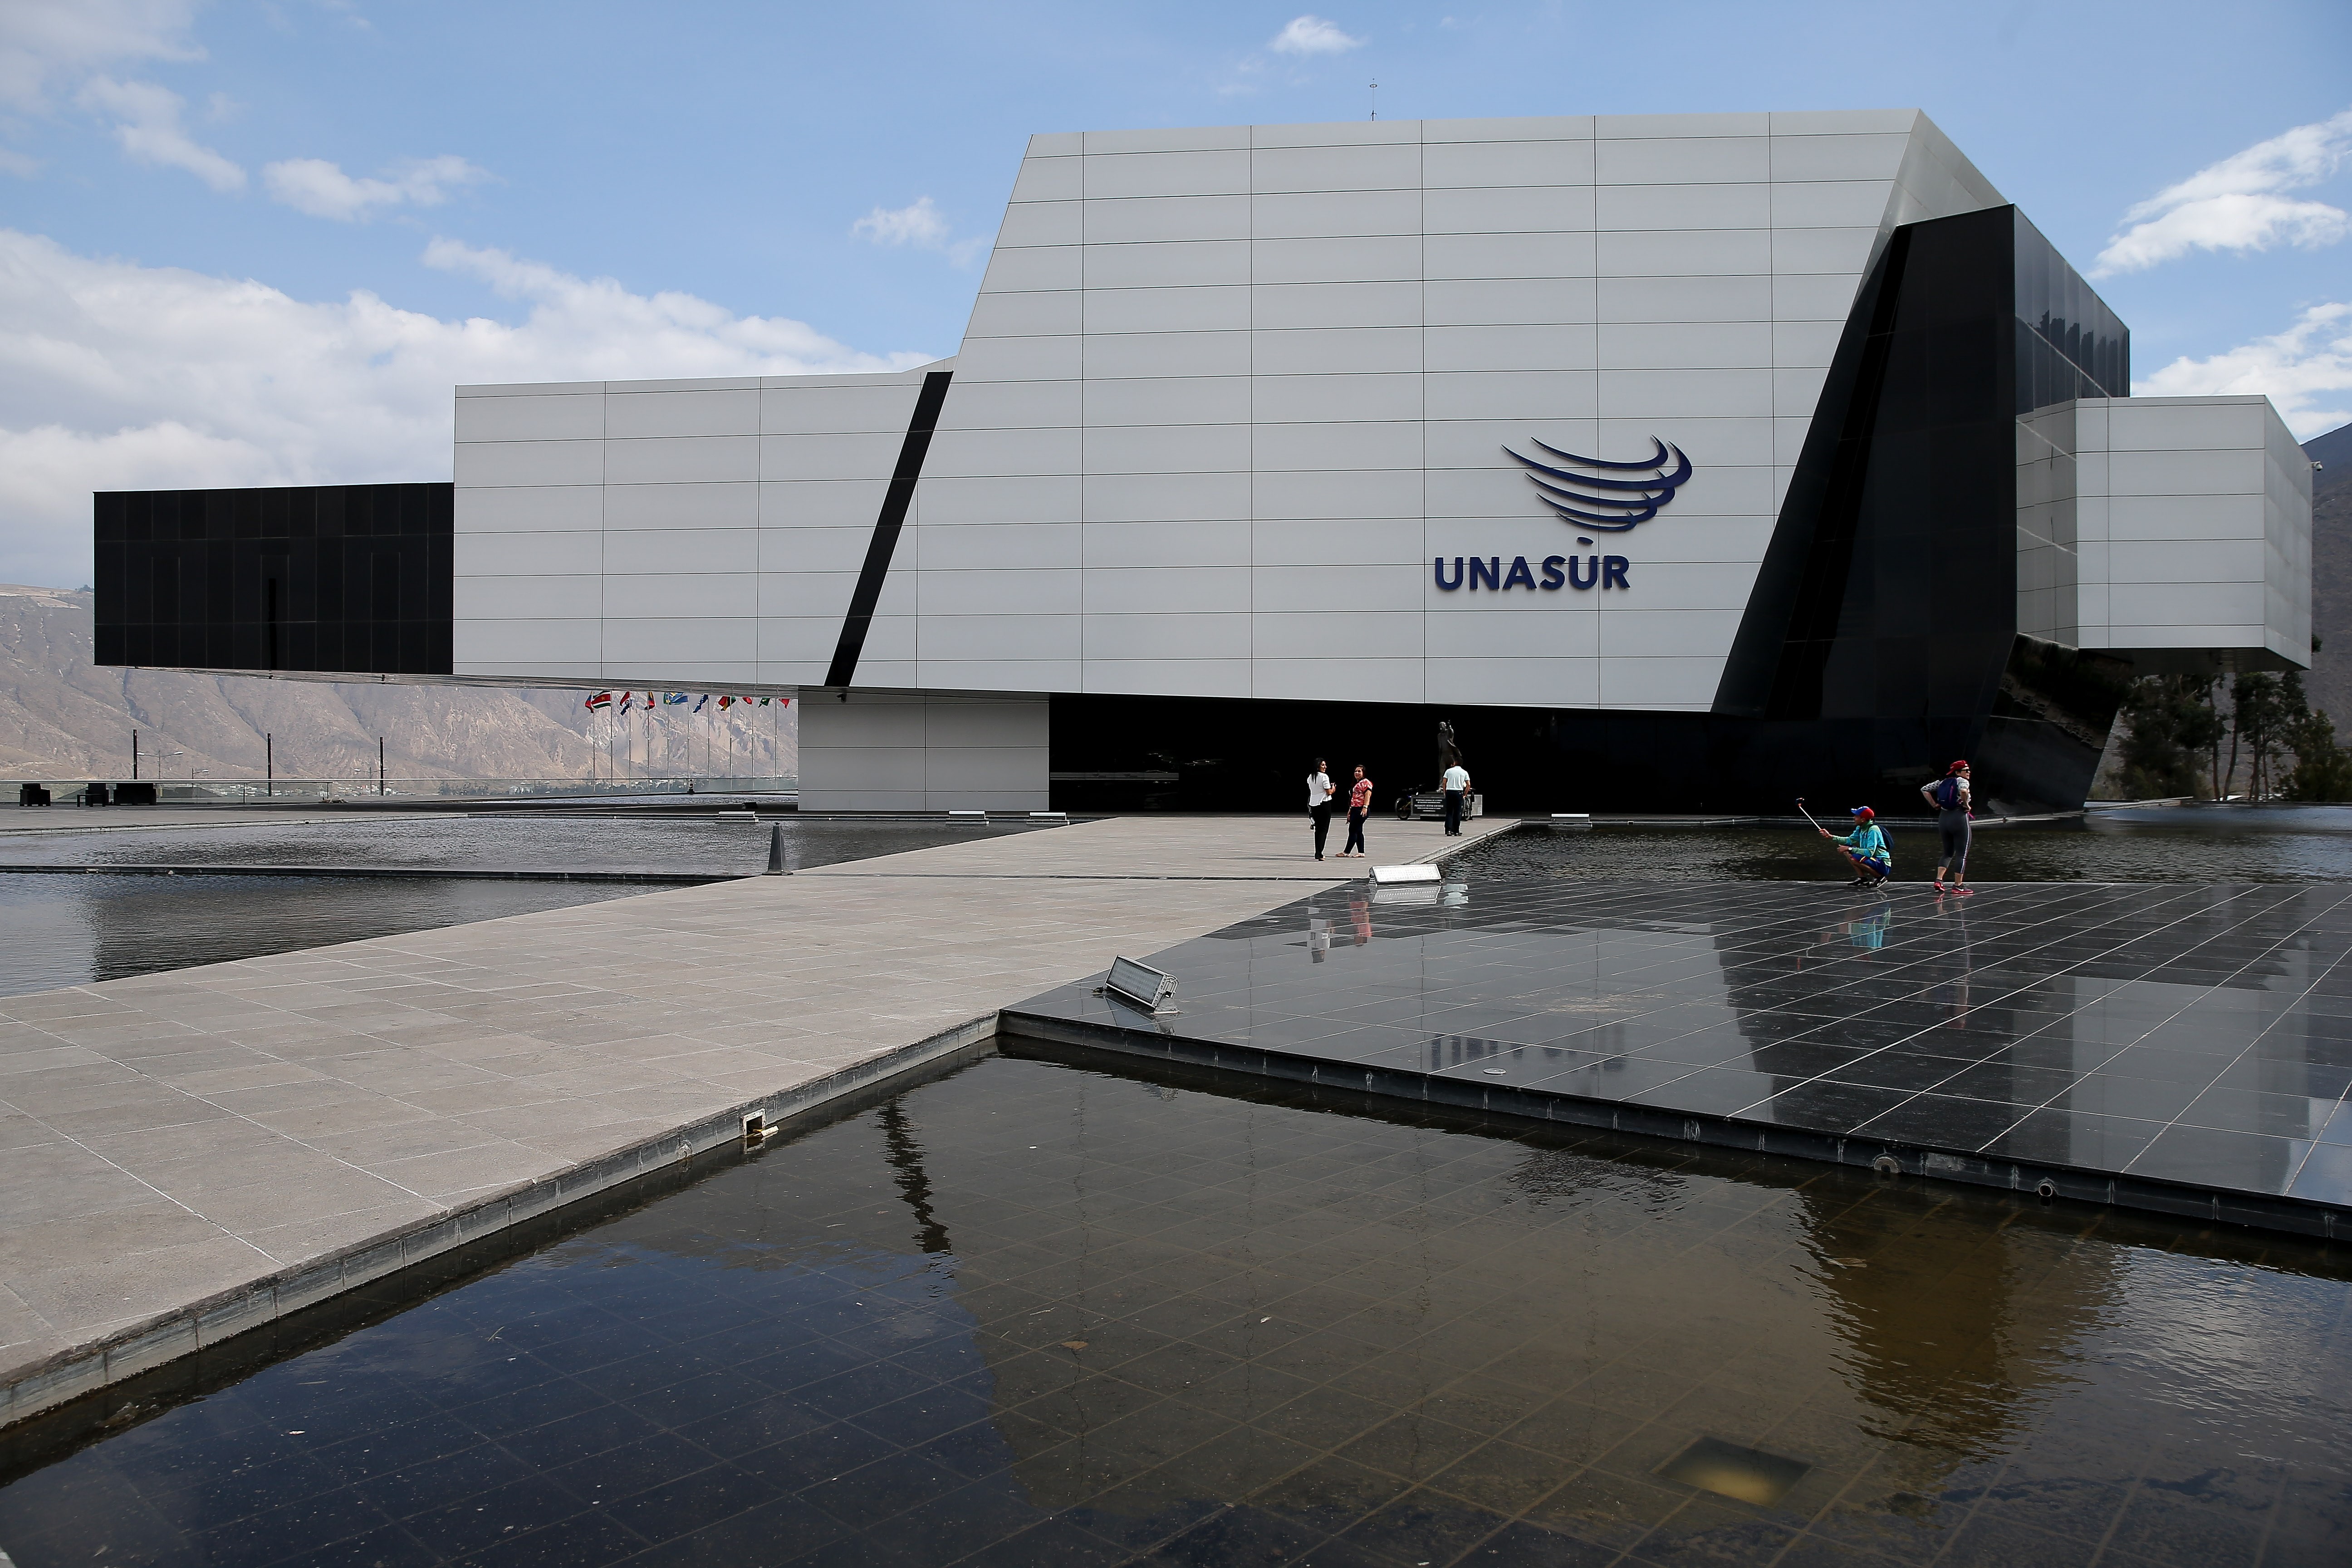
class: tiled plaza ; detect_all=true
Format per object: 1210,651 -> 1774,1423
1010,877 -> 2352,1233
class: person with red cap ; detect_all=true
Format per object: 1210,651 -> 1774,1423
1820,806 -> 1891,887
1920,760 -> 1974,895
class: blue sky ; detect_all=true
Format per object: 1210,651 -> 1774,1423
1,0 -> 2348,586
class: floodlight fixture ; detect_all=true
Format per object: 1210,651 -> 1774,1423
1104,956 -> 1177,1014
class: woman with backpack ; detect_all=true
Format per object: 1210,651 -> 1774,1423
1920,760 -> 1974,896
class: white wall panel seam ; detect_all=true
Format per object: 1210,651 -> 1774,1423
597,385 -> 608,675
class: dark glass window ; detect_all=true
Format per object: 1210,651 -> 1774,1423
92,482 -> 454,677
2013,210 -> 2128,409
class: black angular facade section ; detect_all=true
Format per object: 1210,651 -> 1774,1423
1713,205 -> 2133,813
93,483 -> 454,677
1051,207 -> 2139,818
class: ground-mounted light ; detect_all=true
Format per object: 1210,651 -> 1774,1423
1104,956 -> 1177,1014
1656,1435 -> 1810,1506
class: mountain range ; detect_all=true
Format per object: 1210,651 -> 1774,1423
0,586 -> 794,788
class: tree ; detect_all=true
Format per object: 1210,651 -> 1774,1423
2284,706 -> 2352,801
2228,672 -> 2298,798
2117,675 -> 2221,799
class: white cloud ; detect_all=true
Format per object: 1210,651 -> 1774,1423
0,229 -> 938,586
853,195 -> 951,249
264,154 -> 491,220
1269,15 -> 1364,54
0,0 -> 200,114
75,74 -> 243,190
2139,302 -> 2352,439
850,196 -> 988,266
2094,108 -> 2352,275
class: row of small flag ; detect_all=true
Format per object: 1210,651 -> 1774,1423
585,691 -> 791,713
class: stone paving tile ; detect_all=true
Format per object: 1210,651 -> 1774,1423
10,1237 -> 270,1334
0,1281 -> 58,1363
184,1168 -> 428,1232
0,813 -> 1509,1404
235,1198 -> 447,1267
76,1119 -> 292,1169
156,1061 -> 329,1096
129,1139 -> 381,1200
38,1094 -> 231,1142
0,1206 -> 229,1276
238,1098 -> 437,1141
365,1142 -> 565,1202
0,1047 -> 108,1077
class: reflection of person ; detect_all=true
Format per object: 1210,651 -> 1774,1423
1817,906 -> 1892,952
1308,915 -> 1331,963
1820,806 -> 1891,887
1936,900 -> 1974,1025
1307,759 -> 1335,861
1348,894 -> 1372,946
1441,760 -> 1470,837
1843,907 -> 1891,950
1342,765 -> 1373,858
1919,760 -> 1975,896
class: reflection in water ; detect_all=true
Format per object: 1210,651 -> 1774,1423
4,1053 -> 2342,1568
0,818 -> 1056,997
0,814 -> 1053,874
1825,904 -> 1893,951
0,872 -> 647,997
1791,1184 -> 2120,1535
878,1098 -> 953,1256
1463,804 -> 2352,884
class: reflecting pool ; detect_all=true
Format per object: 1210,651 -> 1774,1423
1,1048 -> 2343,1567
0,816 -> 1056,997
1465,804 -> 2352,884
0,813 -> 1052,876
0,872 -> 648,998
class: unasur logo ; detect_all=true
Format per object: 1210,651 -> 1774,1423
1433,436 -> 1694,596
1502,435 -> 1693,530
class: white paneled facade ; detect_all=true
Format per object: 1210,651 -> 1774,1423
452,366 -> 941,686
913,109 -> 2004,711
448,108 -> 2311,763
2017,396 -> 2313,668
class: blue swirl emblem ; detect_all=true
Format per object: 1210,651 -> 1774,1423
1503,436 -> 1693,531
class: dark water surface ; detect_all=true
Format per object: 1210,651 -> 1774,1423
0,817 -> 1051,997
0,814 -> 1049,875
1465,804 -> 2352,884
1,1050 -> 2342,1567
0,874 -> 650,999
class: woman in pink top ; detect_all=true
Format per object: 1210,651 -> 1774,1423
1342,766 -> 1373,858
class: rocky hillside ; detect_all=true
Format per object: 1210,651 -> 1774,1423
0,586 -> 794,787
2302,421 -> 2352,727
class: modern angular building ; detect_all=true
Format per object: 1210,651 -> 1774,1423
93,110 -> 2315,813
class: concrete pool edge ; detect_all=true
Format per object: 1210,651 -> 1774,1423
996,1010 -> 2350,1244
0,1011 -> 1000,1435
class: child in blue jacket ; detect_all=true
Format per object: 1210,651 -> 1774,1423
1822,806 -> 1891,887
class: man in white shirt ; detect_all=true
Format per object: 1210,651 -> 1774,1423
1441,761 -> 1471,837
1306,760 -> 1335,860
